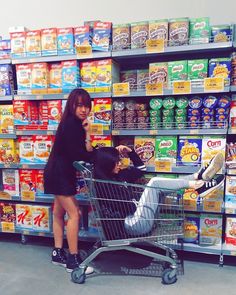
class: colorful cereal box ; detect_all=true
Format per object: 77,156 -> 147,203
61,60 -> 80,92
169,18 -> 189,46
16,64 -> 32,92
49,63 -> 62,89
0,105 -> 14,134
131,21 -> 149,49
120,70 -> 137,90
31,63 -> 49,89
112,23 -> 130,50
47,100 -> 62,127
10,32 -> 26,58
32,205 -> 51,232
134,136 -> 155,165
183,188 -> 198,211
188,59 -> 208,80
0,64 -> 14,95
74,26 -> 92,46
201,136 -> 226,168
19,136 -> 34,164
208,58 -> 231,86
92,22 -> 112,51
38,101 -> 49,125
35,170 -> 44,195
149,62 -> 168,88
96,59 -> 119,92
211,25 -> 232,43
0,139 -> 16,164
183,214 -> 200,244
15,203 -> 33,229
2,169 -> 20,197
26,30 -> 41,57
34,135 -> 52,163
177,136 -> 202,166
91,135 -> 112,148
19,169 -> 36,196
189,17 -> 210,44
137,69 -> 149,90
168,60 -> 188,87
41,28 -> 57,56
0,202 -> 16,232
149,19 -> 168,43
0,39 -> 11,59
80,61 -> 97,91
93,98 -> 112,126
225,217 -> 236,246
225,176 -> 236,213
155,136 -> 177,163
200,214 -> 222,245
13,100 -> 30,125
57,27 -> 74,55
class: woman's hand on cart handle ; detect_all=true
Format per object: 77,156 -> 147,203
82,119 -> 90,134
116,145 -> 132,154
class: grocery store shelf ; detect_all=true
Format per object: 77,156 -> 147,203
224,208 -> 236,214
0,163 -> 19,169
231,86 -> 236,92
18,163 -> 46,169
0,133 -> 17,139
112,42 -> 233,59
222,243 -> 236,256
0,58 -> 11,64
146,165 -> 200,174
228,128 -> 236,134
183,243 -> 222,255
16,130 -> 57,136
0,95 -> 13,101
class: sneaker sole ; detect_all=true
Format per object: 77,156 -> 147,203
198,179 -> 224,197
66,266 -> 94,275
202,154 -> 224,181
52,261 -> 66,267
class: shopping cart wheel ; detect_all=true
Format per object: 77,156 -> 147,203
71,268 -> 86,284
162,268 -> 177,285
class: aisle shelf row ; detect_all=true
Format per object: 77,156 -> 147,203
14,92 -> 112,100
0,163 -> 46,169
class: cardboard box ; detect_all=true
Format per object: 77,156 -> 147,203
0,105 -> 14,134
168,60 -> 188,87
92,21 -> 112,51
189,17 -> 210,44
0,64 -> 14,95
188,59 -> 208,80
155,136 -> 177,164
112,23 -> 130,50
34,135 -> 52,163
47,100 -> 62,127
225,176 -> 236,213
10,32 -> 26,58
41,28 -> 57,56
26,30 -> 41,57
0,202 -> 16,232
2,169 -> 20,196
177,136 -> 202,166
15,203 -> 33,229
0,139 -> 16,164
149,62 -> 168,88
19,136 -> 34,164
16,64 -> 32,91
183,214 -> 200,244
49,63 -> 62,89
80,61 -> 96,91
61,60 -> 80,92
57,27 -> 74,55
200,214 -> 222,245
31,63 -> 49,89
96,59 -> 119,92
74,26 -> 91,46
35,170 -> 44,195
91,135 -> 112,148
32,205 -> 51,232
134,136 -> 155,165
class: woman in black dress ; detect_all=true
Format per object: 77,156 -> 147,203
44,88 -> 94,274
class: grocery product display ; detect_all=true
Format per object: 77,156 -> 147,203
0,17 -> 235,264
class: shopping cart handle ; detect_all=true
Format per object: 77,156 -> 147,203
73,161 -> 87,172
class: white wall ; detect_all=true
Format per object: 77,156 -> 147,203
1,0 -> 236,38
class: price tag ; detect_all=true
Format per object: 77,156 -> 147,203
149,130 -> 158,135
113,83 -> 130,96
90,124 -> 103,135
112,130 -> 120,135
76,45 -> 93,58
0,191 -> 12,200
63,94 -> 68,99
23,230 -> 30,235
21,164 -> 29,169
1,222 -> 15,233
204,77 -> 224,92
190,129 -> 199,135
21,191 -> 35,202
154,159 -> 172,172
47,131 -> 54,135
146,39 -> 165,53
146,83 -> 163,96
173,81 -> 191,95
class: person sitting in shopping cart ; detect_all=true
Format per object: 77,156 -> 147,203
93,145 -> 224,238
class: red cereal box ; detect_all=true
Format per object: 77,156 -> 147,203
39,101 -> 49,125
35,170 -> 44,195
19,169 -> 36,196
13,100 -> 30,125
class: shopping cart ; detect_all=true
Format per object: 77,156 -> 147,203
72,161 -> 184,285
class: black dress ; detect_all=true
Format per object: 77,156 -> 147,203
44,115 -> 93,196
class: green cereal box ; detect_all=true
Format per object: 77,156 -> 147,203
168,60 -> 188,87
155,136 -> 177,163
189,17 -> 210,44
188,59 -> 208,80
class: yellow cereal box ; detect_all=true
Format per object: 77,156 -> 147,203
134,136 -> 155,165
26,30 -> 41,57
31,63 -> 49,89
0,139 -> 15,164
16,204 -> 33,229
80,61 -> 97,92
96,59 -> 119,92
0,105 -> 14,134
200,214 -> 222,246
32,205 -> 51,232
91,135 -> 112,148
183,188 -> 198,211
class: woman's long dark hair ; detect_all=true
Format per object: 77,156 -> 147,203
94,147 -> 120,180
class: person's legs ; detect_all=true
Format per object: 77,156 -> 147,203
53,196 -> 66,248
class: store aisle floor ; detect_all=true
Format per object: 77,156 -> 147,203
0,239 -> 235,295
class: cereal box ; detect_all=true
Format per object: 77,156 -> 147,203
149,19 -> 168,43
225,217 -> 236,246
35,170 -> 44,195
34,135 -> 52,163
80,61 -> 97,91
19,136 -> 34,164
0,105 -> 14,134
49,63 -> 62,89
31,63 -> 49,89
13,100 -> 30,125
225,176 -> 236,213
92,22 -> 112,51
177,136 -> 202,166
57,27 -> 74,55
208,58 -> 231,86
120,70 -> 137,90
10,32 -> 26,58
201,136 -> 226,169
93,98 -> 112,125
200,214 -> 222,245
189,17 -> 210,44
16,64 -> 32,92
131,21 -> 149,49
76,172 -> 88,195
149,62 -> 168,88
38,101 -> 48,125
74,26 -> 92,46
134,136 -> 155,166
188,59 -> 208,80
0,39 -> 11,59
26,30 -> 41,57
155,136 -> 177,163
169,18 -> 189,46
211,25 -> 232,43
183,214 -> 200,244
32,205 -> 51,232
61,60 -> 80,92
202,185 -> 224,213
168,60 -> 188,87
2,169 -> 20,196
137,69 -> 149,90
29,101 -> 39,125
41,28 -> 57,56
47,100 -> 62,127
91,135 -> 112,148
19,169 -> 36,196
0,64 -> 14,96
96,59 -> 119,92
183,188 -> 198,211
0,139 -> 16,164
15,203 -> 33,229
112,23 -> 130,51
0,202 -> 16,232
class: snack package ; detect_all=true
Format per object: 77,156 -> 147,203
49,63 -> 62,89
26,30 -> 41,57
15,203 -> 33,230
189,17 -> 210,44
183,214 -> 200,244
155,136 -> 177,164
92,21 -> 112,51
16,64 -> 32,92
211,25 -> 232,43
57,27 -> 74,55
41,28 -> 57,56
91,135 -> 112,148
2,169 -> 20,196
134,136 -> 155,166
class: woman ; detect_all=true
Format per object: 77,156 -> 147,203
44,88 -> 94,274
93,146 -> 224,238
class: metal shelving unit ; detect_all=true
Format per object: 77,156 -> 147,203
0,58 -> 11,64
14,92 -> 112,100
183,243 -> 222,255
0,95 -> 13,101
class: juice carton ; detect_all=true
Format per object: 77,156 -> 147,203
208,58 -> 231,86
26,30 -> 41,57
0,202 -> 16,231
0,64 -> 14,95
112,23 -> 130,50
57,27 -> 74,55
0,105 -> 14,134
188,59 -> 208,80
0,139 -> 15,164
35,170 -> 44,195
134,136 -> 155,166
92,21 -> 112,51
137,69 -> 149,90
149,62 -> 168,88
177,136 -> 202,166
120,70 -> 137,90
226,217 -> 236,246
96,59 -> 119,92
149,19 -> 168,43
200,214 -> 222,245
31,63 -> 49,89
15,203 -> 33,230
10,32 -> 26,58
183,214 -> 200,244
80,61 -> 97,91
74,25 -> 92,46
201,136 -> 226,169
61,60 -> 80,92
38,101 -> 48,125
34,135 -> 52,163
189,17 -> 210,44
19,169 -> 36,196
91,135 -> 112,148
168,60 -> 188,87
13,100 -> 30,125
2,169 -> 20,197
47,100 -> 62,128
16,64 -> 32,92
41,28 -> 57,56
225,176 -> 236,213
49,63 -> 62,89
19,136 -> 34,164
155,136 -> 177,164
93,98 -> 112,126
32,205 -> 51,232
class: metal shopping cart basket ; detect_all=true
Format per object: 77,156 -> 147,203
72,161 -> 184,285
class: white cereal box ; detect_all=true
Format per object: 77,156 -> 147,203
15,204 -> 33,230
19,136 -> 34,164
225,217 -> 236,246
32,205 -> 51,232
225,175 -> 236,213
2,169 -> 20,197
33,135 -> 52,163
200,214 -> 222,246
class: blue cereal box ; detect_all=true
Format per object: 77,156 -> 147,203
0,64 -> 14,95
184,214 -> 200,244
208,58 -> 231,86
0,39 -> 11,59
61,60 -> 80,92
211,25 -> 232,42
92,22 -> 112,52
74,26 -> 92,46
177,136 -> 202,166
57,27 -> 74,55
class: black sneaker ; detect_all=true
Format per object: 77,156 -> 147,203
197,153 -> 224,181
51,248 -> 67,267
196,175 -> 225,197
66,253 -> 94,274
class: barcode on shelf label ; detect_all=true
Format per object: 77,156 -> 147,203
90,124 -> 103,135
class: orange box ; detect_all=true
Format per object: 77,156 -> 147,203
31,63 -> 49,89
16,64 -> 32,91
26,30 -> 41,57
47,100 -> 62,127
49,63 -> 62,89
41,28 -> 57,56
10,32 -> 26,57
19,135 -> 34,164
